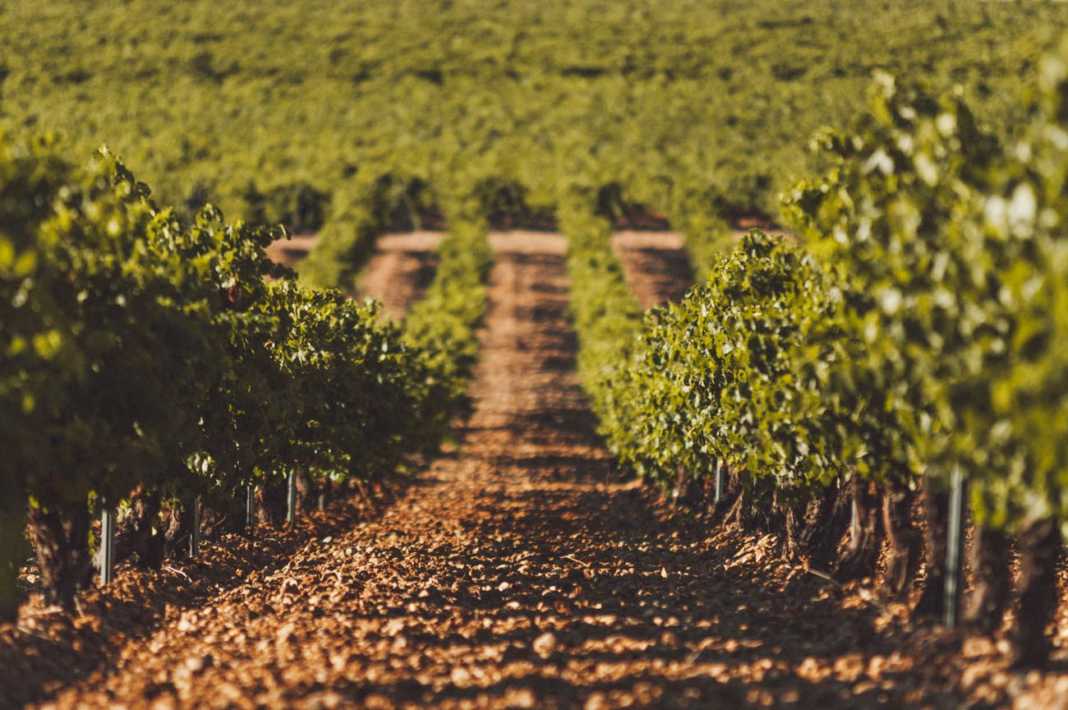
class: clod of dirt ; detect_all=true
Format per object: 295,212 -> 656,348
533,631 -> 557,659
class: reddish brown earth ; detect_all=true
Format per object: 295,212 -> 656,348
5,231 -> 1068,708
358,232 -> 443,320
611,231 -> 693,308
265,233 -> 320,267
266,231 -> 441,321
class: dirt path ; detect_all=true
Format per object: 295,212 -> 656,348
265,233 -> 320,267
611,231 -> 693,308
29,231 -> 948,710
17,229 -> 1057,708
267,229 -> 693,315
267,231 -> 441,321
358,232 -> 442,320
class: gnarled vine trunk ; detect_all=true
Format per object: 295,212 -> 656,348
257,478 -> 288,527
164,498 -> 198,559
296,469 -> 333,510
780,490 -> 807,562
964,525 -> 1011,634
881,478 -> 919,598
762,481 -> 785,536
711,463 -> 736,520
836,475 -> 882,581
806,481 -> 852,571
914,476 -> 948,618
297,471 -> 322,512
725,473 -> 751,531
0,495 -> 28,621
115,487 -> 165,569
1013,517 -> 1061,669
315,477 -> 337,512
27,501 -> 92,610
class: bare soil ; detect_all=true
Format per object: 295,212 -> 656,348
611,231 -> 692,308
358,232 -> 443,320
4,231 -> 1068,708
265,234 -> 320,267
266,231 -> 441,321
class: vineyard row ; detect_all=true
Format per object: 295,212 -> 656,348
563,47 -> 1068,669
0,137 -> 491,620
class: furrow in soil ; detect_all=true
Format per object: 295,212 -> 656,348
358,231 -> 443,320
611,231 -> 693,309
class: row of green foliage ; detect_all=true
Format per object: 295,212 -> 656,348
562,45 -> 1068,661
299,176 -> 436,291
591,41 -> 1068,536
557,195 -> 643,437
0,135 -> 449,618
402,195 -> 494,434
6,1 -> 1068,280
604,232 -> 841,494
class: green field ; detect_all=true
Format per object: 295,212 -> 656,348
4,1 -> 1068,287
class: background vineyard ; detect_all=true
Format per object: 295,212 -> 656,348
6,0 -> 1068,704
5,1 -> 1068,290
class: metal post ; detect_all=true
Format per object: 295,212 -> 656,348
286,471 -> 297,525
245,484 -> 256,533
714,460 -> 724,505
849,477 -> 861,545
189,496 -> 201,557
944,466 -> 968,628
99,499 -> 115,586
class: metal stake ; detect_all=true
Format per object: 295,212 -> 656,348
286,472 -> 297,525
99,499 -> 115,586
714,460 -> 724,505
944,466 -> 968,628
849,481 -> 861,545
189,496 -> 201,557
245,484 -> 256,533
